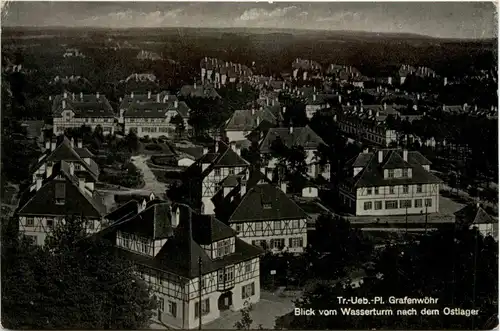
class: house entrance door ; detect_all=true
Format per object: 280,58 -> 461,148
218,291 -> 233,311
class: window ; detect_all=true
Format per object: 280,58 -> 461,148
403,185 -> 409,194
274,221 -> 281,231
291,219 -> 299,229
25,235 -> 37,244
26,218 -> 34,227
385,200 -> 398,209
235,224 -> 241,232
194,299 -> 210,318
400,200 -> 412,208
374,187 -> 379,195
367,188 -> 372,195
229,168 -> 235,175
157,297 -> 165,311
389,186 -> 395,194
375,201 -> 383,210
263,203 -> 272,209
363,202 -> 373,210
415,199 -> 423,208
270,238 -> 285,249
242,282 -> 255,299
289,237 -> 304,248
388,169 -> 394,178
214,169 -> 221,176
87,220 -> 94,230
168,301 -> 177,317
245,261 -> 252,273
140,238 -> 150,255
216,239 -> 231,257
425,198 -> 432,207
224,267 -> 234,283
46,219 -> 54,228
402,168 -> 409,177
255,222 -> 262,231
416,184 -> 423,193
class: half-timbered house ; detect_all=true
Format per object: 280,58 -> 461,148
259,126 -> 331,180
339,149 -> 442,216
101,201 -> 263,329
213,171 -> 309,254
183,141 -> 250,215
31,135 -> 99,188
454,203 -> 498,240
224,106 -> 283,143
17,160 -> 108,246
52,91 -> 116,135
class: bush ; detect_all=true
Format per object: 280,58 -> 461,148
151,155 -> 176,166
145,144 -> 163,152
99,163 -> 144,188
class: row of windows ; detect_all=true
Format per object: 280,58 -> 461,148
366,184 -> 424,195
363,198 -> 433,210
214,239 -> 233,258
194,299 -> 210,318
236,220 -> 302,233
252,237 -> 303,250
387,168 -> 410,178
60,117 -> 114,123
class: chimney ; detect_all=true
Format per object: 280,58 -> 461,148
289,126 -> 294,134
282,106 -> 286,114
62,100 -> 66,109
403,149 -> 408,161
378,150 -> 383,163
240,180 -> 247,196
69,163 -> 75,176
49,95 -> 52,101
251,108 -> 255,116
72,93 -> 75,100
51,139 -> 57,151
173,206 -> 180,227
215,142 -> 219,153
230,142 -> 236,152
77,139 -> 82,148
443,77 -> 448,86
369,109 -> 373,116
174,100 -> 178,108
70,137 -> 75,148
282,81 -> 286,90
266,98 -> 269,106
36,179 -> 43,191
194,82 -> 197,89
256,117 -> 260,127
131,92 -> 134,98
313,94 -> 317,101
376,111 -> 380,117
417,93 -> 421,100
235,146 -> 241,156
63,91 -> 68,98
476,202 -> 480,209
45,140 -> 50,151
203,147 -> 209,155
96,92 -> 100,99
383,103 -> 387,111
148,91 -> 152,99
80,92 -> 83,100
338,95 -> 342,104
280,182 -> 287,194
78,178 -> 85,190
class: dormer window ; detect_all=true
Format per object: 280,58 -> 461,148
388,169 -> 395,178
263,203 -> 272,209
402,168 -> 409,177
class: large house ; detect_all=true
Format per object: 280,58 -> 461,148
118,91 -> 190,137
101,200 -> 262,329
31,135 -> 99,188
224,106 -> 283,143
259,126 -> 330,180
200,57 -> 253,86
52,92 -> 116,135
213,172 -> 309,254
17,160 -> 108,246
304,94 -> 328,119
291,58 -> 322,81
339,149 -> 442,216
179,83 -> 221,99
183,141 -> 250,216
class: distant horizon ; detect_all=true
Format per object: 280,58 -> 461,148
2,25 -> 496,42
1,2 -> 497,39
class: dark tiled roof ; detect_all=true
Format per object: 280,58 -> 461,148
454,204 -> 496,225
226,183 -> 308,223
52,93 -> 115,118
192,214 -> 237,244
17,162 -> 106,218
179,85 -> 221,99
259,126 -> 326,153
348,149 -> 442,188
117,202 -> 174,239
225,108 -> 280,132
106,200 -> 140,224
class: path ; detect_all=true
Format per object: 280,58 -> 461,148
131,155 -> 169,197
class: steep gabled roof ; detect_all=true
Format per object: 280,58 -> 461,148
17,162 -> 106,218
259,125 -> 326,153
349,149 -> 442,188
225,107 -> 280,132
52,93 -> 115,118
226,183 -> 308,223
454,204 -> 496,225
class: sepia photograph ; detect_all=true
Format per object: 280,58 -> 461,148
1,1 -> 498,330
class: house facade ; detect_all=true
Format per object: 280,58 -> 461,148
52,92 -> 116,135
224,106 -> 283,143
102,201 -> 262,329
119,91 -> 190,137
455,203 -> 498,240
259,126 -> 331,180
213,176 -> 309,254
339,149 -> 442,216
17,160 -> 108,246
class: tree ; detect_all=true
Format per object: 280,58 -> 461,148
234,301 -> 263,330
278,227 -> 498,330
125,130 -> 140,152
170,114 -> 186,138
1,216 -> 157,329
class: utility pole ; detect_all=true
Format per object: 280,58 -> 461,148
405,206 -> 408,236
424,205 -> 428,234
198,256 -> 203,330
471,230 -> 478,330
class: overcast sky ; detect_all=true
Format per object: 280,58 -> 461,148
1,2 -> 497,39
